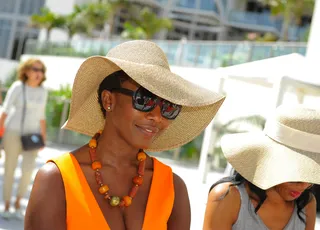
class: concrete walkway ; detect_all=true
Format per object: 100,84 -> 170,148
0,144 -> 319,230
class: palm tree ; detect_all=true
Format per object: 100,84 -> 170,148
258,0 -> 314,41
121,21 -> 147,39
106,0 -> 131,38
63,5 -> 92,41
30,8 -> 65,41
121,7 -> 172,40
81,2 -> 110,32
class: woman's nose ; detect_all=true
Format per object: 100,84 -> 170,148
146,104 -> 162,122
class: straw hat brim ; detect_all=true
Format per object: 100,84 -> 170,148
63,56 -> 225,152
221,132 -> 320,190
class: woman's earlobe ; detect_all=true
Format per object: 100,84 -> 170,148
102,90 -> 113,112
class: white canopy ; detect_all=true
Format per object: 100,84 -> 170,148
217,53 -> 319,88
199,53 -> 320,182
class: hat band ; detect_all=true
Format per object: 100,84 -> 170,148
264,120 -> 320,153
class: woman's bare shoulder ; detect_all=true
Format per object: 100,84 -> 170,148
208,182 -> 241,202
305,193 -> 316,216
24,162 -> 66,230
204,182 -> 241,227
304,192 -> 317,230
28,162 -> 66,204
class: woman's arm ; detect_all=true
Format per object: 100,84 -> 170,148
167,173 -> 191,230
40,119 -> 46,143
39,89 -> 48,143
0,82 -> 20,129
24,162 -> 66,230
305,193 -> 316,230
203,182 -> 241,230
0,113 -> 7,130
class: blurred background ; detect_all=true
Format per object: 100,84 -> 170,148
0,0 -> 319,229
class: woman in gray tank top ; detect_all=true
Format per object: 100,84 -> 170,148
203,105 -> 320,230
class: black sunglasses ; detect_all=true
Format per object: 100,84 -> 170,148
112,86 -> 182,120
30,67 -> 45,73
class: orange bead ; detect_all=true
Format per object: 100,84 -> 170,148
137,151 -> 146,161
89,148 -> 97,162
133,176 -> 143,186
89,139 -> 97,148
119,200 -> 125,207
99,185 -> 109,194
129,185 -> 139,198
92,161 -> 102,170
138,160 -> 146,176
123,196 -> 132,207
98,130 -> 103,134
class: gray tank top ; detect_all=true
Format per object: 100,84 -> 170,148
232,184 -> 305,230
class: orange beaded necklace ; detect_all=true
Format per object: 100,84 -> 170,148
88,130 -> 147,208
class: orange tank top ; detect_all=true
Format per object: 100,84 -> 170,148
48,153 -> 174,230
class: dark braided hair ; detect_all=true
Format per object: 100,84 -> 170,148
209,169 -> 314,223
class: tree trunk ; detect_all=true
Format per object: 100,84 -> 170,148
46,28 -> 51,42
281,3 -> 292,41
68,32 -> 73,42
108,16 -> 114,39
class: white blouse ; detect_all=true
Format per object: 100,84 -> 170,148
2,81 -> 48,134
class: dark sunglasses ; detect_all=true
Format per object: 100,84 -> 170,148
112,86 -> 182,120
30,67 -> 44,73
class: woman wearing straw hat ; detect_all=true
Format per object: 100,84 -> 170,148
24,40 -> 225,230
203,105 -> 320,230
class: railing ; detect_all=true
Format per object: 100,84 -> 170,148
200,0 -> 217,12
155,0 -> 218,12
24,39 -> 308,69
229,11 -> 282,29
0,87 -> 81,146
228,11 -> 310,41
175,0 -> 196,9
45,96 -> 91,146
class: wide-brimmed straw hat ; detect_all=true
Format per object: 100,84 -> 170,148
221,105 -> 320,190
63,40 -> 225,152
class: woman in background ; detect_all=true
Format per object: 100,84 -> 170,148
0,58 -> 48,220
203,105 -> 319,230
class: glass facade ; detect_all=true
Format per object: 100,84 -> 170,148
229,11 -> 281,29
0,0 -> 17,13
175,0 -> 196,9
228,11 -> 309,41
200,0 -> 217,12
20,0 -> 45,16
151,0 -> 309,41
0,0 -> 45,58
0,19 -> 12,57
24,39 -> 307,69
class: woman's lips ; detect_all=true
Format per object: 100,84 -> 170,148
136,125 -> 159,138
290,191 -> 302,198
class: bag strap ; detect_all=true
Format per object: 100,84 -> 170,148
21,83 -> 27,135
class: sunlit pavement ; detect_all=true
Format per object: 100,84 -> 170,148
0,144 -> 319,230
